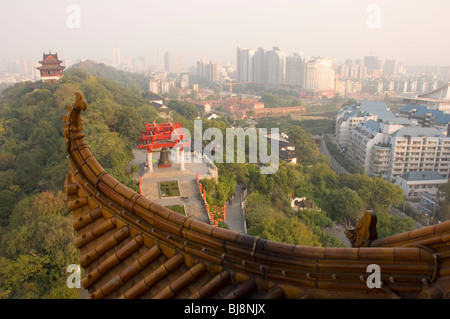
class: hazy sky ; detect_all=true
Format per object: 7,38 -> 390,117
1,0 -> 449,67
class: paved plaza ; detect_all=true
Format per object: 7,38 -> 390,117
130,149 -> 235,227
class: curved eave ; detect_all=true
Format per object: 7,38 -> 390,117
63,92 -> 450,299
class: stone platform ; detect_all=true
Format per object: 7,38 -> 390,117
130,149 -> 216,224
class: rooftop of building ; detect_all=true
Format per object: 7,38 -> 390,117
359,101 -> 396,121
361,119 -> 381,133
39,52 -> 63,64
399,104 -> 450,125
400,170 -> 447,182
383,118 -> 415,125
392,126 -> 446,138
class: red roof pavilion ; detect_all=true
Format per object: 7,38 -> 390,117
37,51 -> 65,83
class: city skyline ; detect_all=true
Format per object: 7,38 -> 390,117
1,0 -> 449,69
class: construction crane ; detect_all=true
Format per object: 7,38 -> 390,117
224,80 -> 248,97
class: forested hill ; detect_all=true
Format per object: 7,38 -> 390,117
0,67 -> 161,298
66,60 -> 151,91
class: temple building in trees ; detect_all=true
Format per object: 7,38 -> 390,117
36,51 -> 65,83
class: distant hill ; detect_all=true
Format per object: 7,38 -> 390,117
66,60 -> 150,91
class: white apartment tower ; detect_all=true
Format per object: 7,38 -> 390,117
388,127 -> 450,182
252,47 -> 266,84
304,57 -> 335,91
236,47 -> 255,82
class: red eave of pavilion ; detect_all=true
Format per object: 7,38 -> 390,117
137,121 -> 189,152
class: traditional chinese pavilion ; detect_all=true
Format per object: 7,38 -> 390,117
36,51 -> 65,83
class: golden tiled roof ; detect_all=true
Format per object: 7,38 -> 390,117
63,92 -> 450,299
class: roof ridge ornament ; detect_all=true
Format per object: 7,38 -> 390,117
345,210 -> 378,248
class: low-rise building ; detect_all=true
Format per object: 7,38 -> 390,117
263,132 -> 297,164
395,171 -> 447,200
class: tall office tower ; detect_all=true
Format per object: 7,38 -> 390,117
337,64 -> 349,78
164,52 -> 183,73
153,48 -> 161,71
197,59 -> 206,78
236,47 -> 255,82
304,57 -> 335,91
252,47 -> 266,84
205,61 -> 219,83
285,52 -> 306,87
383,59 -> 398,77
164,51 -> 173,72
196,59 -> 219,83
266,46 -> 285,87
137,56 -> 146,72
112,46 -> 121,68
364,56 -> 382,77
355,59 -> 366,79
174,56 -> 183,73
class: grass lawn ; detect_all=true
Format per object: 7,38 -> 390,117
159,180 -> 180,197
166,205 -> 185,215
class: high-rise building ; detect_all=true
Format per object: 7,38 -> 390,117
252,47 -> 266,84
197,59 -> 219,83
164,52 -> 173,73
196,59 -> 206,78
265,47 -> 285,87
339,101 -> 450,182
285,52 -> 306,87
112,46 -> 121,68
364,56 -> 382,77
236,47 -> 255,82
205,61 -> 219,83
304,57 -> 335,91
383,59 -> 397,77
164,51 -> 183,73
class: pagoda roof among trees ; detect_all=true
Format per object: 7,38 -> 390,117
37,51 -> 65,72
40,51 -> 62,63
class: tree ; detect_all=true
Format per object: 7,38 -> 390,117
0,192 -> 79,299
331,187 -> 364,222
438,182 -> 450,221
0,254 -> 48,299
167,100 -> 198,120
244,192 -> 282,229
376,212 -> 414,239
249,216 -> 321,246
0,190 -> 19,227
286,125 -> 321,165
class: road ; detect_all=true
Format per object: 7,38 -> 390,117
224,183 -> 246,234
317,135 -> 350,175
389,206 -> 424,230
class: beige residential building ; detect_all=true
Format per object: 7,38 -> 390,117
388,127 -> 450,182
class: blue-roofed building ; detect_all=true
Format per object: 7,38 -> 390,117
395,171 -> 447,200
335,101 -> 398,149
337,99 -> 450,185
398,104 -> 450,134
